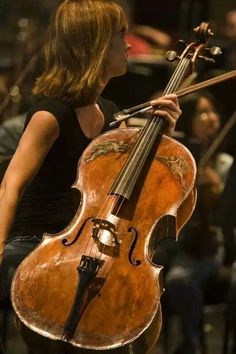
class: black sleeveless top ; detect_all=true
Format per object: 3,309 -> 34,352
9,96 -> 119,239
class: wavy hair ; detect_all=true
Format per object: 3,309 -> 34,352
33,0 -> 128,106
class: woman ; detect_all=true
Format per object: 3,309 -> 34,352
0,0 -> 181,309
162,92 -> 228,354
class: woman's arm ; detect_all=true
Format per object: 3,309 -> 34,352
0,111 -> 60,265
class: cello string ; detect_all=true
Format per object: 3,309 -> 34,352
164,58 -> 190,94
85,57 -> 190,265
96,58 -> 189,222
95,59 -> 192,283
110,59 -> 190,203
89,59 -> 190,268
110,58 -> 189,208
95,59 -> 191,261
84,57 -> 190,266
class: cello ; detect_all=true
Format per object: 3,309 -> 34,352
11,23 -> 216,354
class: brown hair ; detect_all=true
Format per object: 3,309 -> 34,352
33,0 -> 128,106
176,91 -> 219,138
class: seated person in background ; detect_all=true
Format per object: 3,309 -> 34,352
216,120 -> 236,354
0,114 -> 26,184
158,91 -> 232,354
0,114 -> 26,157
224,9 -> 236,40
118,0 -> 172,56
223,8 -> 236,70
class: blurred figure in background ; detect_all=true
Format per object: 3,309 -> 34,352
159,91 -> 232,354
118,0 -> 172,56
175,92 -> 229,225
224,9 -> 236,40
223,8 -> 236,70
216,119 -> 236,354
133,0 -> 210,38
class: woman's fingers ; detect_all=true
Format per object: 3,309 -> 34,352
150,94 -> 182,135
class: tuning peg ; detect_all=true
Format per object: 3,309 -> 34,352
209,46 -> 222,56
165,51 -> 179,62
204,46 -> 222,58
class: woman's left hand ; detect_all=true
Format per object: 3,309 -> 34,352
150,94 -> 182,136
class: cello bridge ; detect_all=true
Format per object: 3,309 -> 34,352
92,218 -> 121,246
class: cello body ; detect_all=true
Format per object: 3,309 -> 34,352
11,127 -> 196,353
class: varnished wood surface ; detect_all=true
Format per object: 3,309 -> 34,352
11,128 -> 196,353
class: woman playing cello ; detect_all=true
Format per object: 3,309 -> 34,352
0,0 -> 181,351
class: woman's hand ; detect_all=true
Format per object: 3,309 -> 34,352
150,94 -> 182,136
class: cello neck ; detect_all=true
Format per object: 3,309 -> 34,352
109,22 -> 217,200
109,58 -> 191,200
